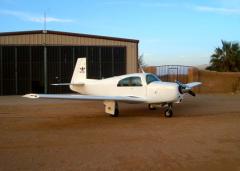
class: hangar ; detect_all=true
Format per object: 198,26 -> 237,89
0,30 -> 139,95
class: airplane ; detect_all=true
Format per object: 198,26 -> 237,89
23,58 -> 201,117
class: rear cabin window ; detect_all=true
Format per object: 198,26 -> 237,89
146,74 -> 160,84
117,77 -> 142,87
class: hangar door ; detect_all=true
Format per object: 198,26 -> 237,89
0,46 -> 126,95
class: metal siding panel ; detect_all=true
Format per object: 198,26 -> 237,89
132,44 -> 137,72
0,37 -> 2,44
82,37 -> 87,45
45,34 -> 50,44
46,34 -> 51,44
20,35 -> 26,44
59,35 -> 63,44
86,37 -> 91,45
67,36 -> 72,45
39,34 -> 44,45
55,34 -> 59,44
24,35 -> 29,44
29,35 -> 33,45
6,36 -> 9,44
73,36 -> 78,44
126,43 -> 137,73
7,36 -> 11,44
78,36 -> 82,44
2,37 -> 7,44
62,35 -> 67,44
36,34 -> 40,44
85,37 -> 90,45
31,34 -> 36,45
93,38 -> 98,45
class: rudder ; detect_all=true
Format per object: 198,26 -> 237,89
71,58 -> 87,84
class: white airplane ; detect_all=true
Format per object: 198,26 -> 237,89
23,58 -> 201,117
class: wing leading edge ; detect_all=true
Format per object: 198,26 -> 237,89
23,94 -> 146,103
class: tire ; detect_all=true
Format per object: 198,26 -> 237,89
164,109 -> 173,117
148,104 -> 156,110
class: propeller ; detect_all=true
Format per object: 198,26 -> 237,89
175,80 -> 196,96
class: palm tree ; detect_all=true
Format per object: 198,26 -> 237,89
207,40 -> 240,72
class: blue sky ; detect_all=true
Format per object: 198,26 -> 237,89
0,0 -> 240,66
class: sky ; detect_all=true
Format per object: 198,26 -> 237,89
0,0 -> 240,66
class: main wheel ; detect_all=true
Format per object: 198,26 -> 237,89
148,104 -> 156,110
112,108 -> 119,117
164,109 -> 173,117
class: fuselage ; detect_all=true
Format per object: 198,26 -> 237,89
70,73 -> 183,104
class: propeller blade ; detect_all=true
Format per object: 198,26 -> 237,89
176,80 -> 196,96
188,90 -> 196,96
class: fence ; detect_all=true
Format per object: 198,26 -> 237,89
144,66 -> 240,93
144,65 -> 192,83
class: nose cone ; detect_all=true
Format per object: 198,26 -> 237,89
149,82 -> 180,102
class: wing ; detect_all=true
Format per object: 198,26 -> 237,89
51,82 -> 84,86
23,94 -> 146,103
185,82 -> 202,88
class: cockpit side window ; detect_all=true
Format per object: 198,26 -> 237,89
118,77 -> 130,86
146,74 -> 160,84
117,77 -> 142,87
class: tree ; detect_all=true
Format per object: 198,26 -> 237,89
207,40 -> 240,72
137,54 -> 146,70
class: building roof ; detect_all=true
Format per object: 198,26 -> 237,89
0,30 -> 139,43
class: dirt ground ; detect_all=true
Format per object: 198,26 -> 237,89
0,94 -> 240,171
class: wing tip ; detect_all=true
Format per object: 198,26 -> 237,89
22,94 -> 39,99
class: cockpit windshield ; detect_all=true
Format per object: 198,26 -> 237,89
146,74 -> 160,84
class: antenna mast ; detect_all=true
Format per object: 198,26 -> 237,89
43,11 -> 47,33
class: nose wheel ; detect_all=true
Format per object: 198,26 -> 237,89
164,103 -> 173,117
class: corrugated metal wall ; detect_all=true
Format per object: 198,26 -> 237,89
0,31 -> 138,95
0,33 -> 138,73
0,46 -> 127,95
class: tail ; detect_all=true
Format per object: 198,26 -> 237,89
71,58 -> 87,84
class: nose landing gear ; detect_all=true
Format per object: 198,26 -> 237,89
148,104 -> 156,110
164,103 -> 173,118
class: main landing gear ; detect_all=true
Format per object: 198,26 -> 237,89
104,101 -> 119,117
113,104 -> 119,117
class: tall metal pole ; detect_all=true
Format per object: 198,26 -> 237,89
44,11 -> 46,32
43,12 -> 47,94
44,45 -> 47,94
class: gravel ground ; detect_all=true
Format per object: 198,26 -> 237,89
0,94 -> 240,171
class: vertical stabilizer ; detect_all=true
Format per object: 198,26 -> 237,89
71,58 -> 87,84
